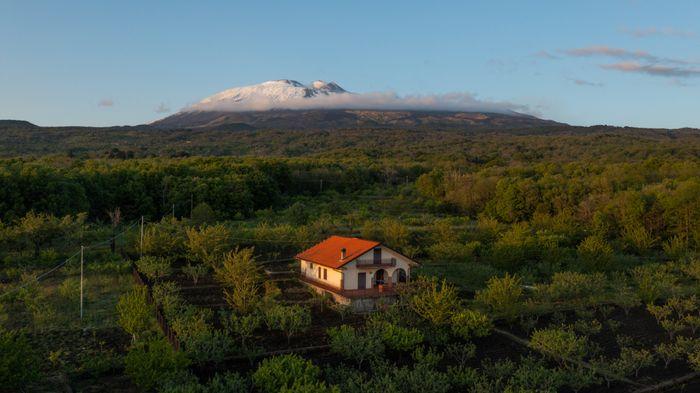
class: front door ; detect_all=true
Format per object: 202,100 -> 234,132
358,272 -> 366,289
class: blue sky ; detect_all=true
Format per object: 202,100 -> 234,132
1,0 -> 699,128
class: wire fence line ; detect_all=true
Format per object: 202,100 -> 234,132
0,220 -> 140,300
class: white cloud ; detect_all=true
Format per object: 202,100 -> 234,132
185,90 -> 531,115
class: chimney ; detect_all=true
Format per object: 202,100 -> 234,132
340,248 -> 346,260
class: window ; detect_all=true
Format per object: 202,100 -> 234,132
323,268 -> 327,280
309,262 -> 314,270
318,267 -> 321,279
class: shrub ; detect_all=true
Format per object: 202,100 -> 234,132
577,235 -> 614,271
207,372 -> 249,393
58,276 -> 80,299
451,309 -> 492,339
136,256 -> 172,281
610,286 -> 640,315
117,285 -> 153,342
226,312 -> 261,349
214,248 -> 263,314
475,273 -> 522,320
124,338 -> 190,391
0,329 -> 40,390
170,305 -> 213,344
540,271 -> 606,304
656,340 -> 685,368
664,236 -> 689,260
152,281 -> 183,319
182,263 -> 209,286
631,264 -> 675,304
252,354 -> 321,393
376,322 -> 424,352
609,347 -> 655,377
409,277 -> 461,326
183,329 -> 234,364
185,224 -> 231,266
427,241 -> 480,263
530,327 -> 588,365
327,325 -> 383,367
263,304 -> 311,344
141,222 -> 184,257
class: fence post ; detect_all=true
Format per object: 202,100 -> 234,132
80,245 -> 84,320
139,216 -> 144,258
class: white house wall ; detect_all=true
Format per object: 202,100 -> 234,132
300,259 -> 343,289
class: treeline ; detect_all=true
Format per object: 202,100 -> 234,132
1,122 -> 700,163
414,157 -> 700,269
0,157 -> 423,222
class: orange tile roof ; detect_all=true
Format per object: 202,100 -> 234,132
295,235 -> 380,269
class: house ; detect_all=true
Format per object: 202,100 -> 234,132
296,235 -> 419,311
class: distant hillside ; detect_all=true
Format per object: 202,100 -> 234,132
152,109 -> 561,130
1,120 -> 700,163
0,119 -> 38,130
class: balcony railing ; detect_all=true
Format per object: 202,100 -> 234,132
355,258 -> 397,267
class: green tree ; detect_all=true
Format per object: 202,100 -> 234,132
124,338 -> 190,391
475,273 -> 523,320
0,328 -> 41,390
577,235 -> 614,271
451,309 -> 492,339
409,277 -> 461,326
263,304 -> 312,344
327,325 -> 384,367
214,248 -> 263,314
252,354 -> 322,393
185,224 -> 231,266
117,285 -> 153,342
530,327 -> 588,365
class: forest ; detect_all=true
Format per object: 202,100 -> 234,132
3,125 -> 700,392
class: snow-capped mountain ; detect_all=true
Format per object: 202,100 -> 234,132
153,79 -> 562,130
188,79 -> 348,111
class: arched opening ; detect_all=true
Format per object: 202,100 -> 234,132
374,269 -> 386,287
392,268 -> 407,284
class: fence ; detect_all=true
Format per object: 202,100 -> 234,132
131,263 -> 180,351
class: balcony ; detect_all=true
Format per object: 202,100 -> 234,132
355,258 -> 397,268
299,275 -> 399,299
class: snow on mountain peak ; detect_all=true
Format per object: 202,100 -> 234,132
190,80 -> 349,111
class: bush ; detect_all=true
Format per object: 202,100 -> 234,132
427,241 -> 480,263
475,273 -> 522,320
577,235 -> 614,271
409,277 -> 461,326
530,327 -> 588,365
152,281 -> 183,319
327,325 -> 383,367
540,271 -> 606,304
207,372 -> 249,393
136,256 -> 172,281
214,248 -> 263,314
117,285 -> 153,342
182,263 -> 209,286
451,309 -> 492,339
58,276 -> 80,299
141,222 -> 184,257
0,329 -> 41,390
252,354 -> 321,393
124,339 -> 190,391
263,304 -> 311,344
370,321 -> 424,352
631,264 -> 675,304
185,224 -> 231,266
